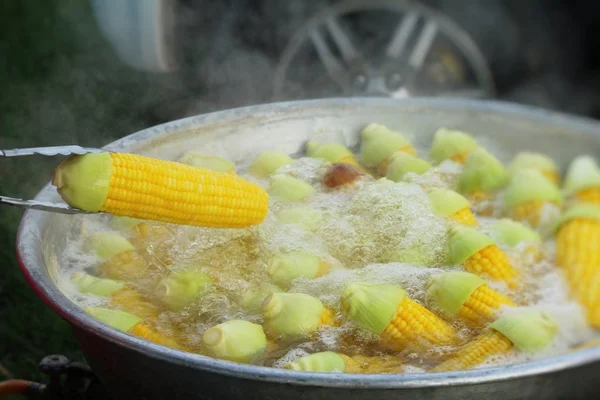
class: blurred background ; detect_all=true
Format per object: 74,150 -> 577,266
2,0 -> 600,386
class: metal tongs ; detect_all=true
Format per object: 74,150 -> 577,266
0,145 -> 106,215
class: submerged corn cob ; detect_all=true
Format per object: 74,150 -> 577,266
359,123 -> 415,175
432,310 -> 557,371
492,219 -> 543,262
555,204 -> 600,326
563,156 -> 600,206
203,320 -> 267,363
457,148 -> 507,215
341,283 -> 456,352
267,251 -> 331,287
276,206 -> 323,231
262,292 -> 334,338
248,151 -> 294,178
268,174 -> 315,202
426,272 -> 516,328
53,152 -> 269,228
285,351 -> 403,374
306,141 -> 361,167
508,152 -> 560,184
428,188 -> 477,226
241,282 -> 283,313
447,226 -> 518,287
156,267 -> 213,311
385,152 -> 432,182
503,169 -> 563,228
429,128 -> 478,165
86,307 -> 182,349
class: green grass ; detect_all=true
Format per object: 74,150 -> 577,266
0,0 -> 176,384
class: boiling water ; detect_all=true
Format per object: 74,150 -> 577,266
56,147 -> 600,373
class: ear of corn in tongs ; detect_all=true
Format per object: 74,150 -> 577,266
432,310 -> 558,371
53,152 -> 269,228
503,169 -> 563,229
359,123 -> 415,175
447,226 -> 518,287
429,128 -> 478,165
262,292 -> 334,339
555,204 -> 600,326
285,351 -> 403,374
86,307 -> 183,349
341,283 -> 456,352
428,188 -> 477,226
248,151 -> 294,178
508,152 -> 560,184
203,320 -> 267,364
563,156 -> 600,206
426,272 -> 516,328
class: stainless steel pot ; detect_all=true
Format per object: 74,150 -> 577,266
16,98 -> 600,400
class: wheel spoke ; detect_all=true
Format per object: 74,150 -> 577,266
310,29 -> 348,88
325,18 -> 360,63
408,20 -> 438,70
386,11 -> 419,59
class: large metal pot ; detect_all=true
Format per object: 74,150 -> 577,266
16,98 -> 600,400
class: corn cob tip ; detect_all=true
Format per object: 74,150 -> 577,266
83,232 -> 134,260
427,188 -> 471,217
359,124 -> 412,168
286,352 -> 346,373
109,216 -> 142,231
241,282 -> 283,313
492,219 -> 542,247
203,320 -> 267,363
458,148 -> 507,194
503,169 -> 563,210
553,203 -> 600,232
306,141 -> 354,164
490,310 -> 558,352
178,151 -> 235,173
52,153 -> 112,211
508,152 -> 558,179
85,306 -> 142,332
340,282 -> 405,335
426,272 -> 486,316
157,267 -> 213,311
262,292 -> 325,337
268,174 -> 315,202
267,251 -> 329,286
276,206 -> 323,231
447,226 -> 494,265
386,152 -> 431,182
248,151 -> 293,178
563,155 -> 600,196
72,272 -> 125,296
429,128 -> 478,164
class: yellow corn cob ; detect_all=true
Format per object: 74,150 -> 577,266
426,272 -> 516,329
359,123 -> 415,175
429,128 -> 478,165
262,293 -> 335,338
451,208 -> 478,226
109,287 -> 161,322
508,152 -> 560,185
53,152 -> 269,228
448,226 -> 518,287
576,187 -> 600,206
432,330 -> 513,371
86,307 -> 183,350
341,283 -> 456,353
432,310 -> 557,372
450,152 -> 471,164
306,141 -> 362,167
555,205 -> 600,326
509,200 -> 548,227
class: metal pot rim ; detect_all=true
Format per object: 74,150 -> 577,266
16,97 -> 600,389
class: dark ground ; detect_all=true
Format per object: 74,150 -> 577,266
0,0 -> 181,385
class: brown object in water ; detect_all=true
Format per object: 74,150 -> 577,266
323,163 -> 365,189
